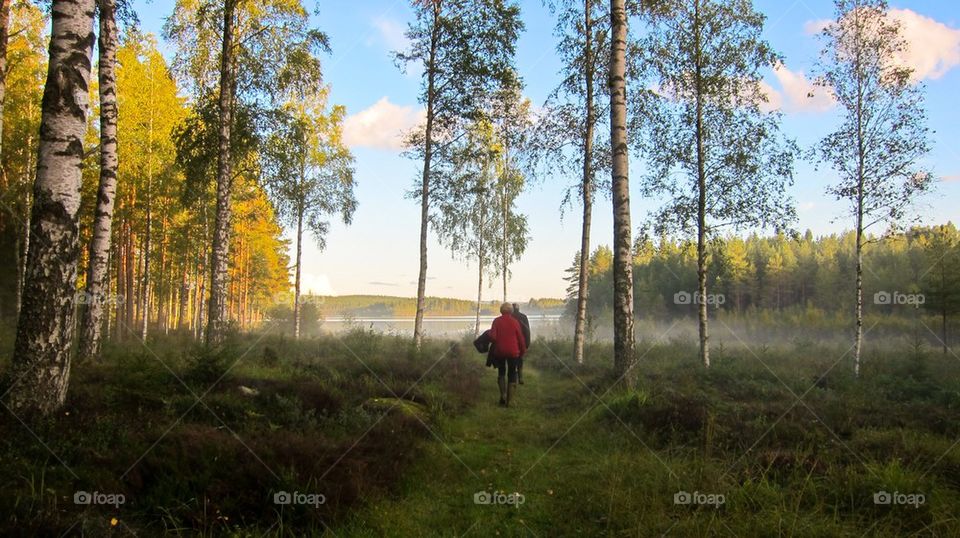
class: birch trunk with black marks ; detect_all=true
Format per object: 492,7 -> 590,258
293,202 -> 303,339
4,0 -> 96,416
77,0 -> 119,362
573,0 -> 595,365
609,0 -> 635,384
206,0 -> 236,346
693,1 -> 709,368
413,3 -> 440,350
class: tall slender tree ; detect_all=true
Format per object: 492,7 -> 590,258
811,0 -> 932,376
398,0 -> 523,348
3,0 -> 96,415
263,90 -> 356,339
206,0 -> 236,345
490,82 -> 531,302
536,0 -> 610,364
609,0 -> 635,383
0,0 -> 10,185
77,0 -> 120,361
641,0 -> 796,368
432,118 -> 502,336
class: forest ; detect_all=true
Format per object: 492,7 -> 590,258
1,0 -> 959,535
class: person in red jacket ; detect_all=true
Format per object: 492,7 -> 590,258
489,303 -> 526,407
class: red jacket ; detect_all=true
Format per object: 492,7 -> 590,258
489,314 -> 527,359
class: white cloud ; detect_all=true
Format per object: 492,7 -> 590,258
342,97 -> 425,151
804,9 -> 960,83
888,8 -> 960,82
804,19 -> 831,36
771,63 -> 836,113
300,273 -> 335,296
373,16 -> 409,52
758,80 -> 784,112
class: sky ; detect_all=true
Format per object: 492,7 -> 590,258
130,0 -> 960,302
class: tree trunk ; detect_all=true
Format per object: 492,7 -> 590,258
854,220 -> 863,377
125,224 -> 135,331
15,179 -> 30,315
141,99 -> 156,341
157,223 -> 168,334
294,206 -> 303,339
77,0 -> 119,362
502,181 -> 508,303
140,184 -> 151,341
475,236 -> 484,338
4,0 -> 95,416
574,0 -> 595,366
15,126 -> 34,317
413,5 -> 441,349
0,0 -> 9,185
853,43 -> 865,378
178,260 -> 190,331
206,0 -> 236,346
104,248 -> 112,339
609,0 -> 635,384
694,5 -> 709,368
114,224 -> 124,338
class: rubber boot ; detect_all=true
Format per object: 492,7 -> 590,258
506,382 -> 517,408
518,364 -> 525,385
497,377 -> 507,406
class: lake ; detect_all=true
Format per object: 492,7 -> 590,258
319,314 -> 566,338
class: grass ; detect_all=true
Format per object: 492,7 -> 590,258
0,329 -> 482,535
338,337 -> 960,536
1,328 -> 960,535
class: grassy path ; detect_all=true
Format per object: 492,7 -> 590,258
333,365 -> 681,537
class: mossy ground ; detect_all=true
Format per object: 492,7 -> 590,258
1,330 -> 959,536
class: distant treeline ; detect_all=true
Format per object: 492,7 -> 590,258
567,224 -> 960,330
286,295 -> 566,319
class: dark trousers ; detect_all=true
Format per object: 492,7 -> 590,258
496,357 -> 521,383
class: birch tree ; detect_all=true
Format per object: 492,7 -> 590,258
397,0 -> 522,348
3,0 -> 96,415
641,0 -> 796,368
263,90 -> 356,339
77,0 -> 119,361
535,0 -> 610,364
0,0 -> 10,184
811,0 -> 932,376
608,0 -> 635,382
490,82 -> 531,302
433,119 -> 502,336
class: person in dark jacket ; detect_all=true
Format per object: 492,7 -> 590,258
489,303 -> 526,407
511,303 -> 531,384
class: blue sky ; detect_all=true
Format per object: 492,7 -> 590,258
131,0 -> 960,301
